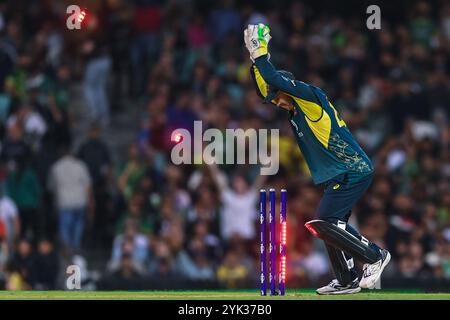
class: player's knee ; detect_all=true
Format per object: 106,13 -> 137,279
315,207 -> 348,223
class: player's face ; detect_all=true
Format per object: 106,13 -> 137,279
272,92 -> 294,111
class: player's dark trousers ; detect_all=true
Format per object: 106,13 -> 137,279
316,172 -> 382,283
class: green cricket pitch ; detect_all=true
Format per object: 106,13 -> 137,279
0,289 -> 449,300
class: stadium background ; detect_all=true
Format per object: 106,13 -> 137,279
0,0 -> 449,291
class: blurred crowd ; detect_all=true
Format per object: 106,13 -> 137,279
0,0 -> 449,290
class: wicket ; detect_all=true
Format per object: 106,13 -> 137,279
260,188 -> 287,296
259,190 -> 267,296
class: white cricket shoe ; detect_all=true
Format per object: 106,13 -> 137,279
316,278 -> 361,295
359,249 -> 391,289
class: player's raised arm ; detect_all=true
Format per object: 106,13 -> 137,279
244,24 -> 318,104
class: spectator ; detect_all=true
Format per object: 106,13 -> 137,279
77,124 -> 111,190
186,237 -> 215,281
117,143 -> 146,200
48,146 -> 92,254
109,218 -> 149,273
0,125 -> 31,169
82,32 -> 112,126
5,260 -> 28,290
102,253 -> 143,290
0,220 -> 9,274
5,157 -> 41,240
187,220 -> 222,263
46,64 -> 72,148
217,249 -> 248,289
10,238 -> 35,289
129,0 -> 163,96
184,249 -> 215,281
293,240 -> 329,285
6,103 -> 47,149
34,239 -> 59,289
115,193 -> 153,235
208,0 -> 241,44
209,163 -> 265,241
186,189 -> 220,233
148,240 -> 176,279
0,186 -> 20,248
77,123 -> 112,248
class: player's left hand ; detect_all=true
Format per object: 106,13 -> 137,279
244,23 -> 271,62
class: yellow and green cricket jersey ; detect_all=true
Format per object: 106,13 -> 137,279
251,55 -> 374,184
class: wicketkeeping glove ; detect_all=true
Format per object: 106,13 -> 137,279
244,23 -> 271,62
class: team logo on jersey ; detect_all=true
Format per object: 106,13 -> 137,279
333,184 -> 340,190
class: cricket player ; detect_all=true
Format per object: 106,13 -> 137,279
244,24 -> 391,294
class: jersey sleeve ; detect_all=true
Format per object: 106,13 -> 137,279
254,55 -> 319,102
250,63 -> 269,100
253,55 -> 323,121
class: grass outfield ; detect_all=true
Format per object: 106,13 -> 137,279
0,289 -> 449,300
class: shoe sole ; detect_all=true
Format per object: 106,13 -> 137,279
361,251 -> 391,289
317,286 -> 361,295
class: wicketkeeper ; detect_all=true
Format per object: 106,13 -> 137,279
244,23 -> 391,294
